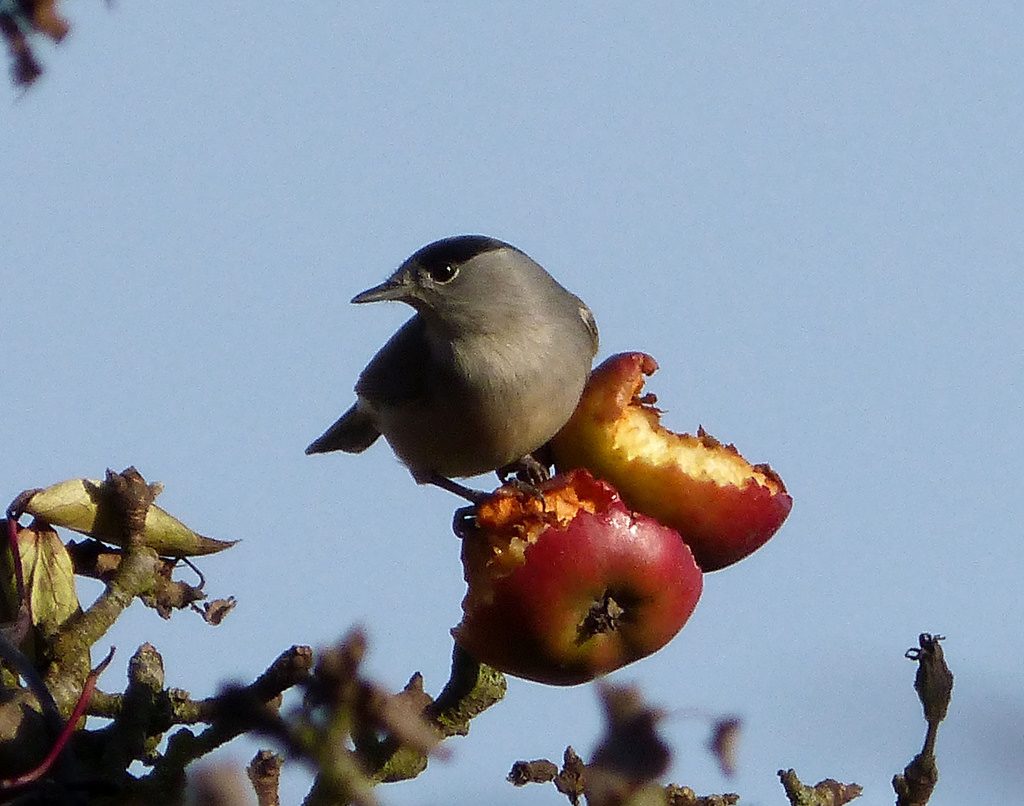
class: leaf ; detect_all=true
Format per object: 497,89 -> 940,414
18,521 -> 79,637
0,521 -> 82,664
21,478 -> 236,557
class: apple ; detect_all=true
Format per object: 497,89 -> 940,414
453,469 -> 702,686
550,352 -> 792,572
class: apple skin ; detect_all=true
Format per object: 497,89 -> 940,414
453,469 -> 702,686
550,352 -> 792,572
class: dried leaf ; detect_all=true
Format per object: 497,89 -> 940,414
708,717 -> 741,777
27,0 -> 70,41
591,683 -> 670,782
508,759 -> 558,786
196,597 -> 237,626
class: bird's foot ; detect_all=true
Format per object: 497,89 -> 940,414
425,472 -> 488,504
452,505 -> 477,539
496,454 -> 552,506
497,454 -> 551,487
501,478 -> 547,507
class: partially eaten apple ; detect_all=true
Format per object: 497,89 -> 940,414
550,352 -> 792,572
453,469 -> 702,686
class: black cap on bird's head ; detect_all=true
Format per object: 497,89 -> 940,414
409,235 -> 513,270
350,235 -> 521,306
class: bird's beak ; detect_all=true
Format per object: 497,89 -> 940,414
351,276 -> 410,304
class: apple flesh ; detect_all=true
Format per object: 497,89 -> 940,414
453,469 -> 702,686
550,352 -> 792,572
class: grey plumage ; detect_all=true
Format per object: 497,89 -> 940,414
306,235 -> 598,486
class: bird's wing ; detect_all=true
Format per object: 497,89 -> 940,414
354,315 -> 435,407
575,298 -> 600,354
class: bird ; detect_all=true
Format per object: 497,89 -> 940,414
306,235 -> 599,500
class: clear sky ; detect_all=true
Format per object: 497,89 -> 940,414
3,4 -> 1022,804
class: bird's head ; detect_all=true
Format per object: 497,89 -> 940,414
352,235 -> 558,335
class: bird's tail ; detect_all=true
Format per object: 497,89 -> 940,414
305,404 -> 381,455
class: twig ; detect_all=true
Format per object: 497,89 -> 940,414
44,470 -> 163,712
135,645 -> 314,797
893,633 -> 953,806
778,768 -> 862,805
65,540 -> 208,619
247,750 -> 283,806
0,629 -> 63,741
1,647 -> 115,790
428,644 -> 507,737
359,644 -> 506,785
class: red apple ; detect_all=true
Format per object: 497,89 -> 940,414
550,352 -> 792,572
453,469 -> 702,686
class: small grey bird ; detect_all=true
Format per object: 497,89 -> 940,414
306,235 -> 599,499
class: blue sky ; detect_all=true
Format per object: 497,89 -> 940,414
3,4 -> 1022,804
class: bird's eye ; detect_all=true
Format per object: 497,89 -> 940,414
427,264 -> 459,284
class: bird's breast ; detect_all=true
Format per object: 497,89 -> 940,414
369,330 -> 590,479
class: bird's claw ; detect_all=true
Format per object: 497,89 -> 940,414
452,505 -> 477,539
501,478 -> 547,507
497,454 -> 551,487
